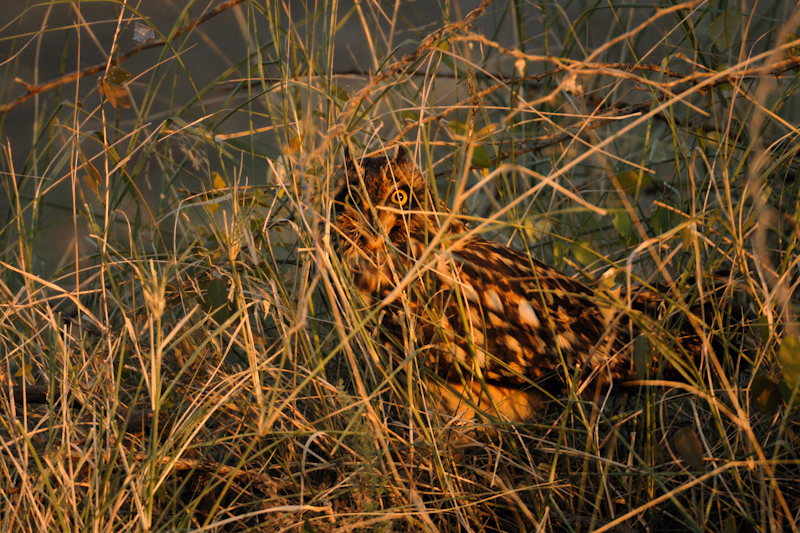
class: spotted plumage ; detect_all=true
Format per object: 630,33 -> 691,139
332,146 -> 696,422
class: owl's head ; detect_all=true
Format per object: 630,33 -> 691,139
332,146 -> 447,268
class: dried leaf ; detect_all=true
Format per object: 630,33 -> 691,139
83,161 -> 103,198
751,375 -> 782,414
673,427 -> 705,471
98,73 -> 132,109
212,171 -> 227,190
561,72 -> 583,96
284,136 -> 303,155
133,23 -> 155,44
207,172 -> 226,214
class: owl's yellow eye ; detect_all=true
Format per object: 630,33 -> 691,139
390,188 -> 410,206
334,189 -> 362,215
344,193 -> 360,207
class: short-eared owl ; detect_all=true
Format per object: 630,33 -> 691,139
333,146 -> 694,423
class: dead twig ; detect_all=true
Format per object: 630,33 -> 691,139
0,0 -> 246,114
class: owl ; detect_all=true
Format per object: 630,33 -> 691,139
332,146 -> 696,423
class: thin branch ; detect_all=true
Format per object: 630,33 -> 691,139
327,0 -> 498,139
0,0 -> 245,114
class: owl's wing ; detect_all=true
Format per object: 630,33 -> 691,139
425,237 -> 634,389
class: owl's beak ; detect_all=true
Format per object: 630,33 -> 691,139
356,209 -> 396,250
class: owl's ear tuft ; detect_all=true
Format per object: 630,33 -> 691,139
394,145 -> 410,166
343,144 -> 354,168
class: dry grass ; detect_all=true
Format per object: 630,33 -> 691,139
1,1 -> 800,531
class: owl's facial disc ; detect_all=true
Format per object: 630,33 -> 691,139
334,188 -> 395,254
332,146 -> 452,270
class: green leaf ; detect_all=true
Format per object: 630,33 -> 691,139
680,225 -> 696,248
723,515 -> 737,533
523,219 -> 552,243
778,379 -> 800,409
447,120 -> 468,135
612,210 -> 634,245
471,146 -> 491,168
651,206 -> 670,235
751,375 -> 782,414
572,239 -> 597,267
202,277 -> 230,323
647,140 -> 667,162
709,7 -> 741,51
786,34 -> 800,71
155,483 -> 168,503
330,84 -> 350,103
613,170 -> 652,195
673,427 -> 705,471
105,67 -> 131,84
713,63 -> 734,91
758,314 -> 771,343
552,240 -> 564,266
634,336 -> 650,381
14,364 -> 35,383
778,334 -> 800,389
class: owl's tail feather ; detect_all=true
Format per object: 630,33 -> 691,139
612,272 -> 755,384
